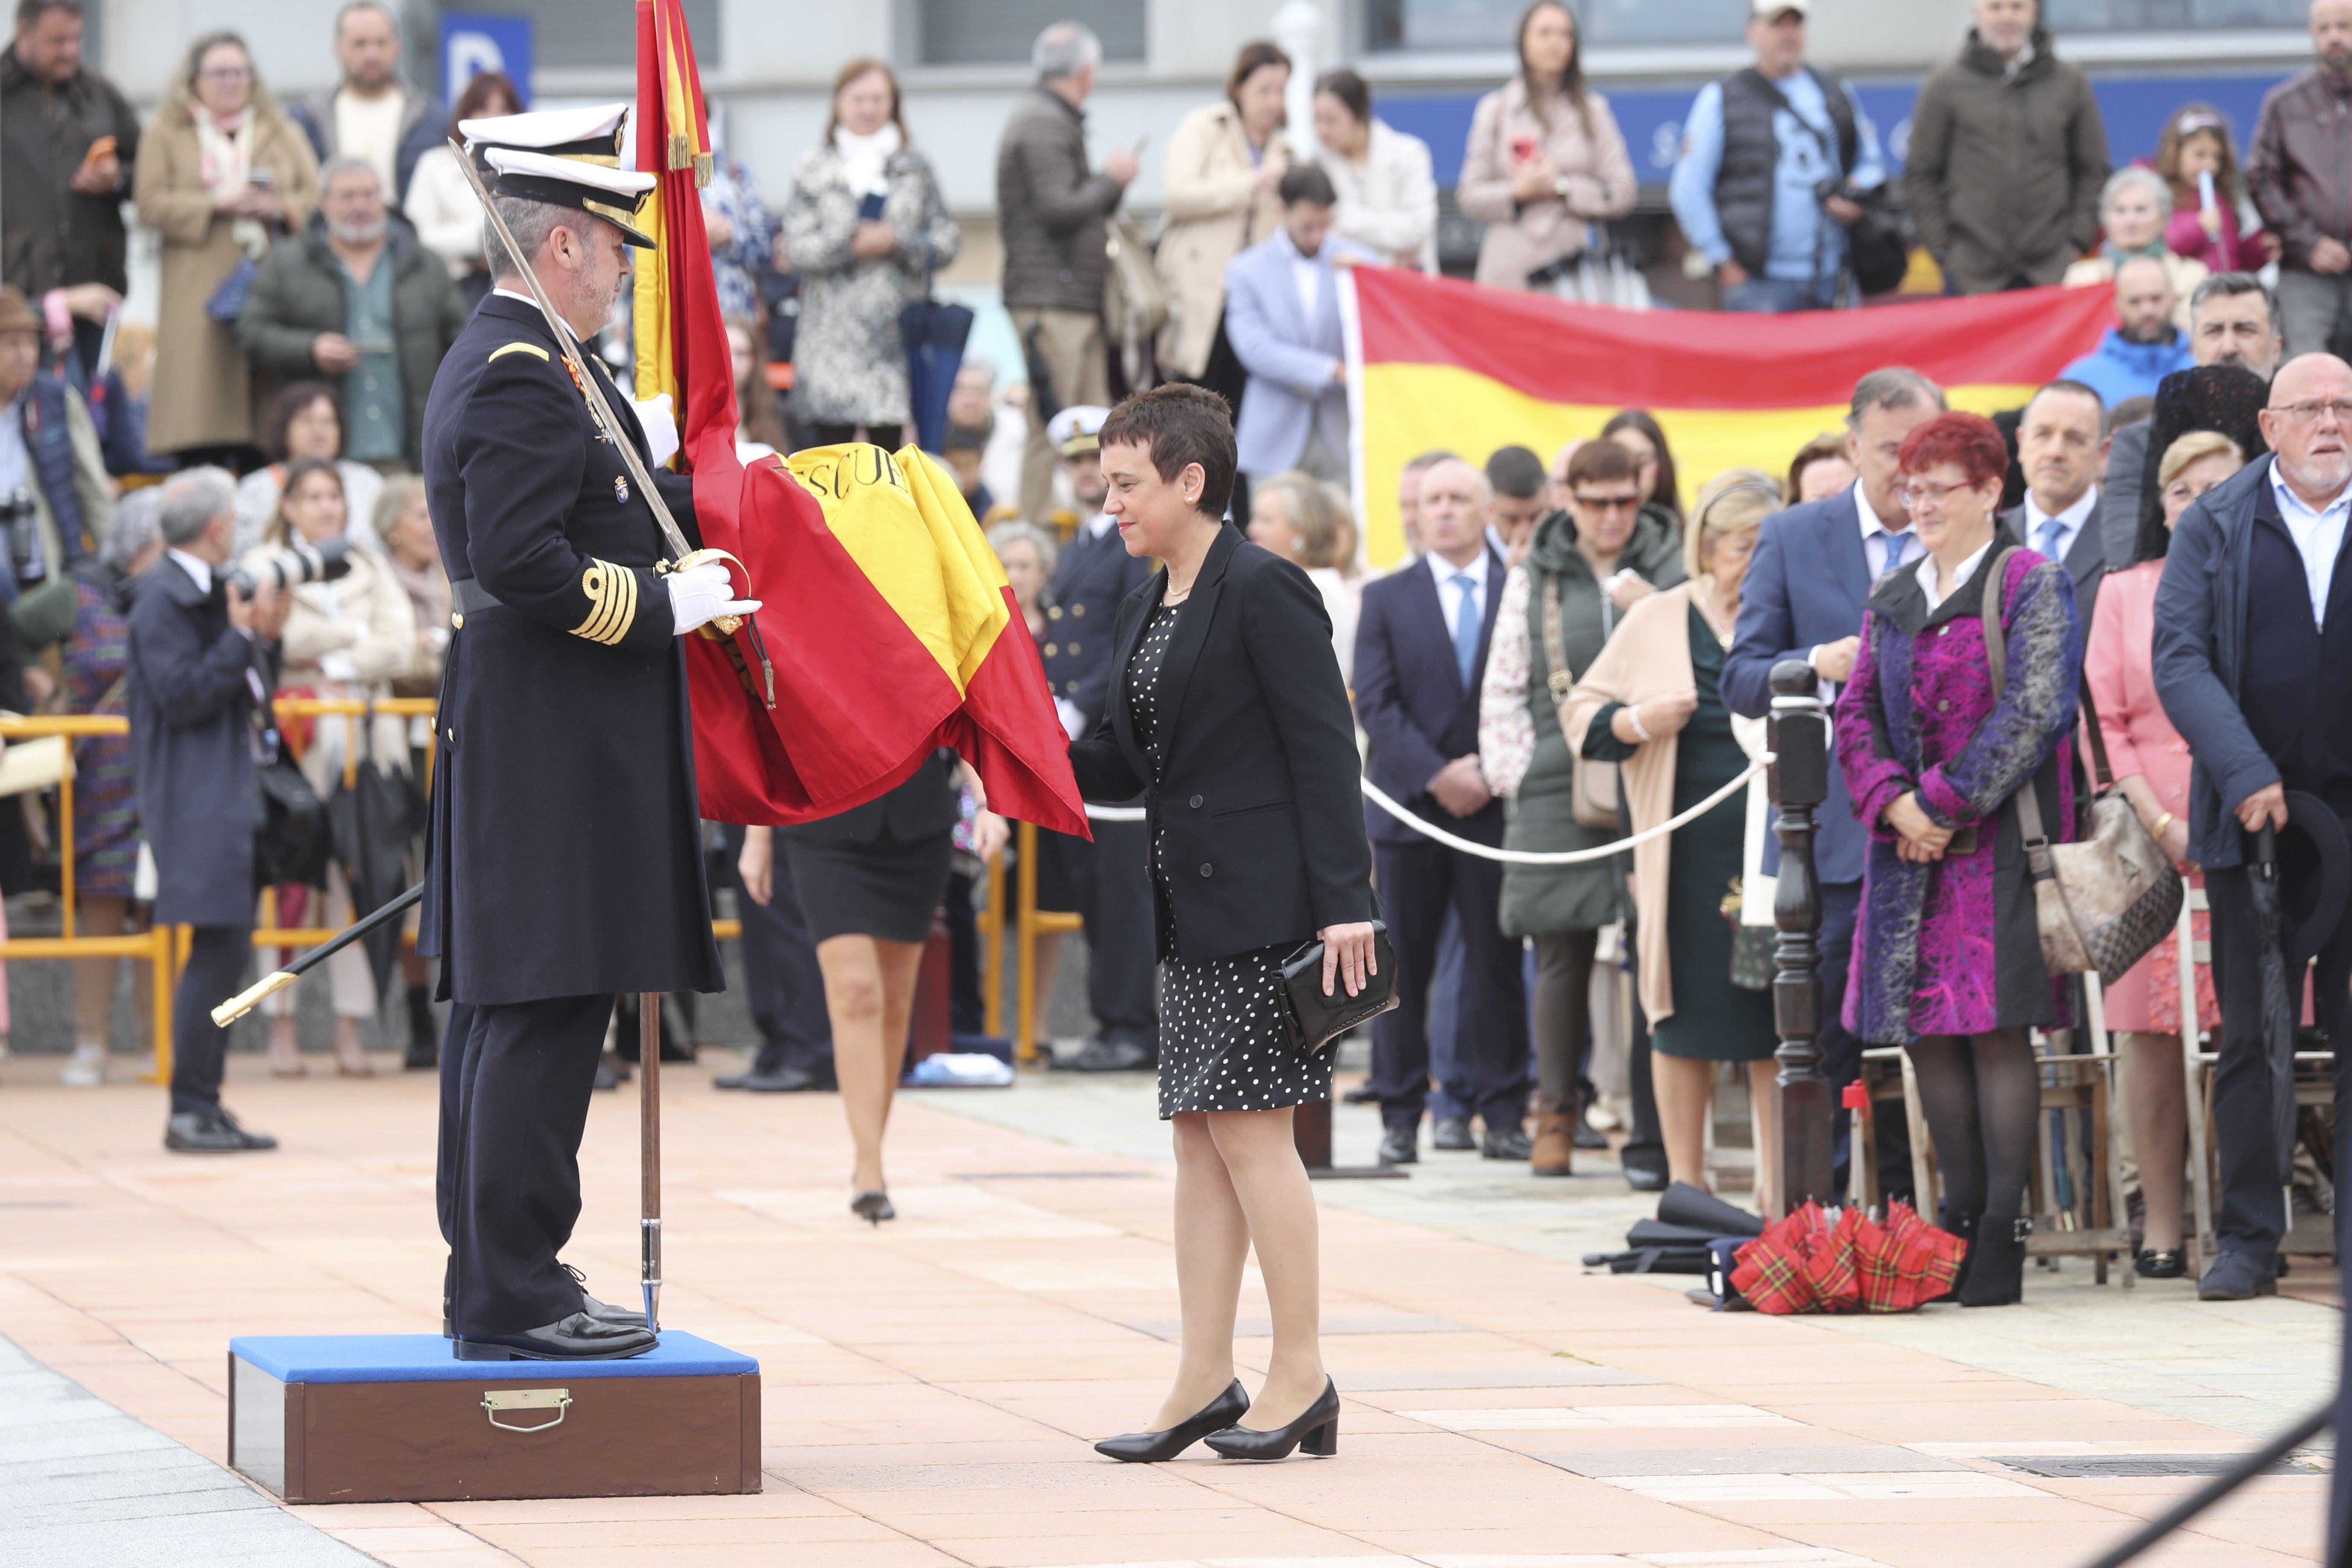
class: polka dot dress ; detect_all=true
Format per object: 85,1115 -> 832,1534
1126,597 -> 1332,1121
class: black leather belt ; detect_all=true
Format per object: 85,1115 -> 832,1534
450,577 -> 502,618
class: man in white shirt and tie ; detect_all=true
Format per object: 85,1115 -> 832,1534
1354,459 -> 1530,1166
2004,378 -> 2108,618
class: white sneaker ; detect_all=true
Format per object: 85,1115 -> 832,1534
59,1043 -> 108,1087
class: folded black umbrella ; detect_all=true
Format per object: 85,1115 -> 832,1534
1657,1180 -> 1765,1237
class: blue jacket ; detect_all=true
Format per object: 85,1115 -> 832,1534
1353,548 -> 1506,848
1225,231 -> 1373,477
1723,486 -> 1880,884
2150,457 -> 2288,870
2058,327 -> 2195,409
1044,517 -> 1158,732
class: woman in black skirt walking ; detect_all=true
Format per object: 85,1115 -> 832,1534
1072,385 -> 1378,1464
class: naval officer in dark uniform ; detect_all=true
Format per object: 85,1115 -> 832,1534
419,107 -> 758,1362
1039,405 -> 1161,1072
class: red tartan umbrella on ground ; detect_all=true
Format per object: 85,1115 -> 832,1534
1730,1200 -> 1968,1314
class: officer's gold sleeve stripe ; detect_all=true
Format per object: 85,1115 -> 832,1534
489,342 -> 550,364
571,559 -> 637,646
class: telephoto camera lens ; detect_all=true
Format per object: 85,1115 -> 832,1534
0,489 -> 42,585
225,536 -> 354,598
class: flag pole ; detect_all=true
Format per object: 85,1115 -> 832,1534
639,992 -> 662,1332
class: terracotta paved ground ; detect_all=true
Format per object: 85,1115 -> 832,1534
0,1050 -> 2334,1568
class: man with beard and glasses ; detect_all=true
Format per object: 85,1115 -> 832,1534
2098,272 -> 2283,567
2153,352 -> 2352,1305
238,156 -> 466,470
2058,254 -> 2196,409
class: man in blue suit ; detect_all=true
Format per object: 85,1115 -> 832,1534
1039,405 -> 1161,1071
1355,457 -> 1531,1165
1225,164 -> 1374,493
1723,366 -> 1945,1198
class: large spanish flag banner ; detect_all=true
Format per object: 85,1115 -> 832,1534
1341,267 -> 2120,566
631,0 -> 1086,834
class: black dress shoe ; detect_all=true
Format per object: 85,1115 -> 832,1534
1060,1036 -> 1156,1072
851,1189 -> 895,1225
1621,1155 -> 1668,1193
1204,1377 -> 1340,1461
2135,1248 -> 2188,1280
453,1311 -> 657,1361
1431,1116 -> 1475,1152
1377,1125 -> 1418,1165
1341,1083 -> 1380,1105
2197,1249 -> 2278,1301
1481,1126 -> 1534,1161
1572,1121 -> 1608,1150
165,1107 -> 278,1153
564,1265 -> 649,1327
1095,1379 -> 1248,1462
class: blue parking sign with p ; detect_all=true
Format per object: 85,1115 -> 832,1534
441,12 -> 533,102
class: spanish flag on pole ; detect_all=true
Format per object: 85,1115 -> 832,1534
631,0 -> 1087,835
1341,267 -> 2118,566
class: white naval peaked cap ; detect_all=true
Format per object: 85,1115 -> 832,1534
1047,404 -> 1111,456
463,104 -> 659,248
459,103 -> 629,155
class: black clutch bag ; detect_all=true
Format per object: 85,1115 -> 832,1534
1275,922 -> 1400,1056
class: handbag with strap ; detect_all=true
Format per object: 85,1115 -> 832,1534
1541,574 -> 1622,830
1978,546 -> 2184,986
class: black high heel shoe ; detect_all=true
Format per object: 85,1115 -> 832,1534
850,1190 -> 894,1226
1204,1377 -> 1340,1461
1094,1379 -> 1248,1462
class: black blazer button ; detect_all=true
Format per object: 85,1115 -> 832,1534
1199,862 -> 1213,877
1189,794 -> 1203,808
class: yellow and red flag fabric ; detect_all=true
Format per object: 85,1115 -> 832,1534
631,0 -> 1085,834
1342,266 -> 2119,565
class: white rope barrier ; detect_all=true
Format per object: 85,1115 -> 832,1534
1080,754 -> 1773,864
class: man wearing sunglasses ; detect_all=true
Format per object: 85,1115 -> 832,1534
2153,351 -> 2352,1304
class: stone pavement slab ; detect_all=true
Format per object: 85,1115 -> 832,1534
0,1051 -> 2335,1566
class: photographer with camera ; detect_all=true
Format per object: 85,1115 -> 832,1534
1667,0 -> 1890,313
0,283 -> 113,668
129,466 -> 290,1153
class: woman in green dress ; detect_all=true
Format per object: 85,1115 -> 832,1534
1561,470 -> 1782,1208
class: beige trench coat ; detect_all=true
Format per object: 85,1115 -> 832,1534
133,104 -> 320,454
1559,582 -> 1700,1023
1154,101 -> 1289,380
277,546 -> 416,794
1455,77 -> 1635,292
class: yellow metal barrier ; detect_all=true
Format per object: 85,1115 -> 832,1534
1012,820 -> 1081,1066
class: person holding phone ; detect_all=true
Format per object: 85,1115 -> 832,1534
2,0 -> 143,384
1455,0 -> 1635,293
784,57 -> 959,450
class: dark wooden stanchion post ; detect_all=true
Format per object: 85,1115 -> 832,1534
1768,658 -> 1834,1216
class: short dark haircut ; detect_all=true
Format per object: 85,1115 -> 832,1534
1485,444 -> 1547,500
263,380 -> 344,462
2104,395 -> 2155,437
15,0 -> 80,28
2189,270 -> 2281,336
1315,67 -> 1370,122
1565,440 -> 1639,491
2029,377 -> 2106,416
1278,163 -> 1336,208
1099,384 -> 1236,518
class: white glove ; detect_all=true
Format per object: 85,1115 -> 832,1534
632,393 -> 680,467
666,560 -> 761,636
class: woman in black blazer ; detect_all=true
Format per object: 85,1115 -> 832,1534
741,750 -> 1004,1224
1073,386 -> 1376,1465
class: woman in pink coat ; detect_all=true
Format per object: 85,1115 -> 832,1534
2083,429 -> 2240,1279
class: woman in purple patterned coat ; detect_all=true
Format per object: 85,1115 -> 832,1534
1835,411 -> 2081,1308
